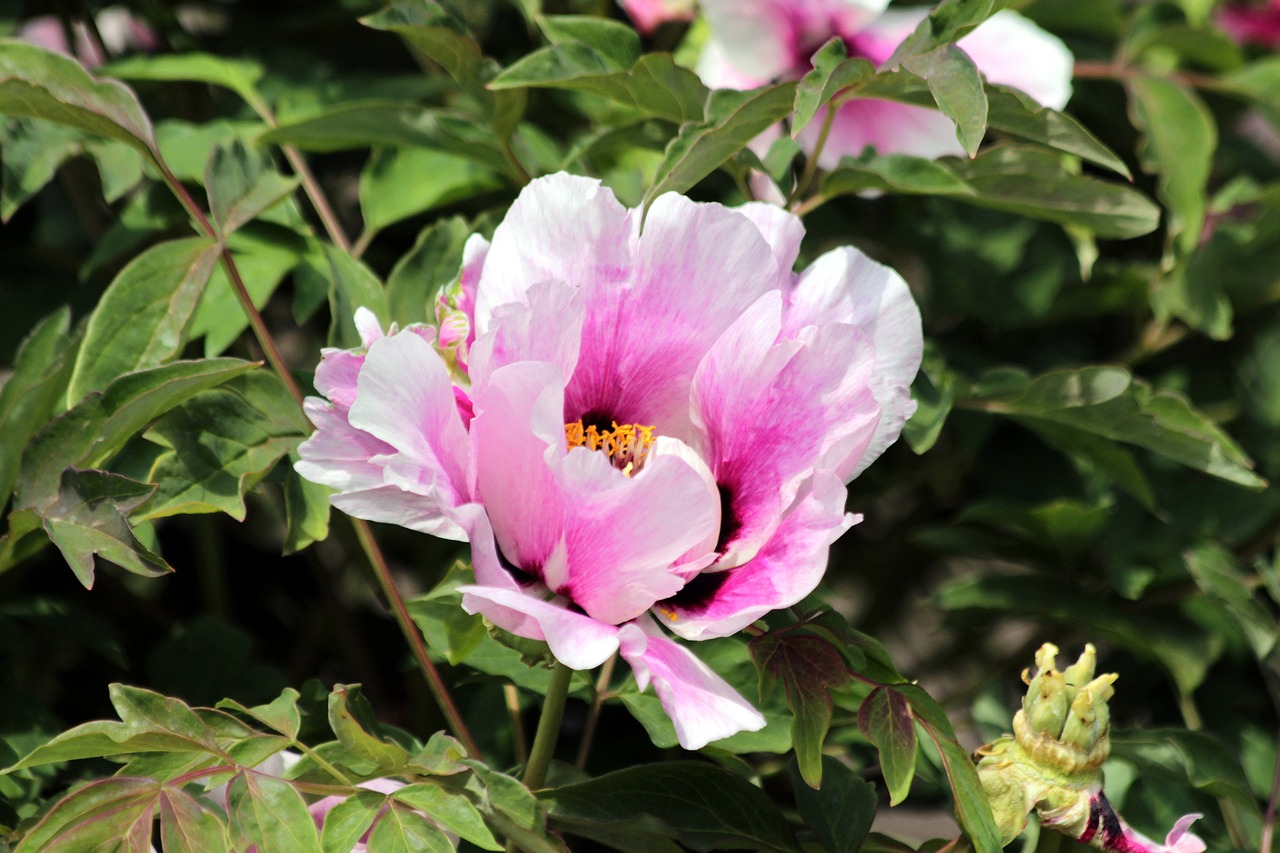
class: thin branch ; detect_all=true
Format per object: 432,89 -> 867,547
1072,61 -> 1219,90
351,227 -> 377,260
789,106 -> 837,209
574,652 -> 617,770
505,684 -> 529,765
1262,728 -> 1280,853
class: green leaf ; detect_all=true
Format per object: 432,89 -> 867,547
1184,543 -> 1278,660
1110,727 -> 1259,815
885,0 -> 1015,66
902,46 -> 987,157
939,575 -> 1220,695
644,82 -> 796,208
539,15 -> 641,68
206,140 -> 300,236
42,468 -> 169,587
896,684 -> 1002,853
749,631 -> 849,787
360,147 -> 503,234
0,41 -> 159,160
964,365 -> 1266,489
14,776 -> 160,853
953,146 -> 1160,239
464,761 -> 567,853
0,307 -> 79,510
1027,420 -> 1160,513
0,117 -> 83,221
902,343 -> 957,454
366,802 -> 455,853
542,762 -> 799,852
789,756 -> 876,853
228,771 -> 323,853
218,688 -> 302,741
822,151 -> 974,198
69,237 -> 222,402
86,136 -> 145,202
17,358 -> 259,510
857,687 -> 917,805
111,684 -> 219,749
327,684 -> 409,773
359,2 -> 525,138
799,611 -> 897,683
393,784 -> 501,850
188,228 -> 306,357
793,39 -> 874,136
985,85 -> 1131,178
317,244 -> 390,348
102,52 -> 266,110
320,790 -> 384,853
387,216 -> 470,327
492,50 -> 708,125
159,786 -> 231,853
283,464 -> 332,555
138,372 -> 307,521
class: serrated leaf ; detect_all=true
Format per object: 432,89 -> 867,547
857,688 -> 917,805
69,237 -> 221,402
749,632 -> 849,787
138,372 -> 307,521
789,757 -> 875,853
393,783 -> 501,850
228,771 -> 323,853
42,469 -> 168,586
0,41 -> 159,160
366,802 -> 455,853
644,82 -> 796,207
902,46 -> 987,157
206,140 -> 300,236
794,39 -> 875,136
542,762 -> 799,852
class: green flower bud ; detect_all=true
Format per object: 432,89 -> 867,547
1025,670 -> 1069,738
1062,643 -> 1097,687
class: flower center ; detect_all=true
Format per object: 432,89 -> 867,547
564,419 -> 656,476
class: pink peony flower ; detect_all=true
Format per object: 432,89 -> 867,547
296,172 -> 922,750
617,0 -> 696,34
697,0 -> 1074,167
1218,0 -> 1280,48
18,7 -> 159,69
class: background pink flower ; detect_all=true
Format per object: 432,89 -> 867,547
617,0 -> 696,33
297,173 -> 921,750
698,0 -> 1074,166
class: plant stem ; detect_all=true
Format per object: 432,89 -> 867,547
155,157 -> 480,758
505,684 -> 529,765
790,106 -> 837,209
350,518 -> 481,758
1262,727 -> 1280,853
574,652 -> 617,770
1033,826 -> 1065,853
523,662 -> 573,792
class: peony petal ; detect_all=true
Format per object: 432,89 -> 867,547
564,191 -> 781,438
346,332 -> 471,509
691,291 -> 879,564
618,0 -> 695,34
659,471 -> 856,640
467,279 -> 585,396
460,585 -> 621,670
733,202 -> 805,275
555,437 -> 720,624
354,306 -> 384,347
805,98 -> 965,165
469,361 -> 569,582
785,246 -> 922,479
618,618 -> 765,750
475,174 -> 631,335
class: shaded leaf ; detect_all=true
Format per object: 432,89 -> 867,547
858,687 -> 917,805
387,216 -> 470,327
14,776 -> 159,853
42,469 -> 168,587
68,237 -> 221,402
218,688 -> 302,742
885,0 -> 1015,65
902,46 -> 987,157
793,39 -> 874,136
206,140 -> 300,236
542,762 -> 799,852
0,117 -> 82,221
328,685 -> 409,773
103,52 -> 265,109
789,756 -> 876,853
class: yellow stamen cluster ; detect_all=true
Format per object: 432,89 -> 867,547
565,419 -> 656,475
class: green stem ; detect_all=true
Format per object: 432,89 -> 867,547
505,684 -> 529,765
522,662 -> 573,792
574,652 -> 617,770
1033,826 -> 1065,853
789,106 -> 837,208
